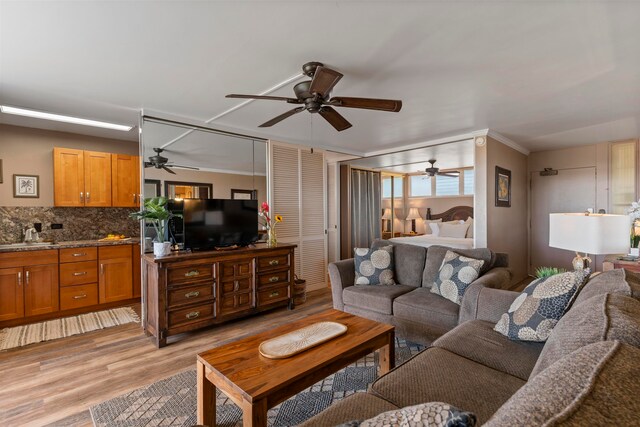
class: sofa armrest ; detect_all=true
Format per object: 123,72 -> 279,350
328,258 -> 355,310
460,286 -> 521,324
458,267 -> 514,324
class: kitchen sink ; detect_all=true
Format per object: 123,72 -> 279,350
0,242 -> 57,248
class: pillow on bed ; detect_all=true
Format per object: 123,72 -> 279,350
440,222 -> 470,238
424,218 -> 442,235
465,217 -> 474,238
429,222 -> 441,236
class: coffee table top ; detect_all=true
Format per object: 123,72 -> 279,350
197,309 -> 394,402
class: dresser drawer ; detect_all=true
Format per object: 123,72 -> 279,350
257,284 -> 289,307
60,247 -> 97,263
168,303 -> 215,328
60,283 -> 98,310
59,260 -> 98,286
257,270 -> 290,288
257,254 -> 290,272
167,264 -> 214,285
167,283 -> 214,308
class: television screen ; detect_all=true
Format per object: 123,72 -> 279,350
183,199 -> 259,250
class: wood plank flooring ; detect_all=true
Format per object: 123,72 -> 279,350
0,289 -> 333,427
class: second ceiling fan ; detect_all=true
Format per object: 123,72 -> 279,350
226,61 -> 402,131
424,159 -> 459,178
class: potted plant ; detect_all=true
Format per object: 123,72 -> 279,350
130,197 -> 181,257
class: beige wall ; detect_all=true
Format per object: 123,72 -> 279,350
486,136 -> 529,284
144,167 -> 267,202
0,124 -> 138,207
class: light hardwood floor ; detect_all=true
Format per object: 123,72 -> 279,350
0,289 -> 333,427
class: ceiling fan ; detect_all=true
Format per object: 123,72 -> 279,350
144,148 -> 199,175
226,61 -> 402,131
424,159 -> 459,178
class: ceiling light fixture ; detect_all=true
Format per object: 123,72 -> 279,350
0,105 -> 133,131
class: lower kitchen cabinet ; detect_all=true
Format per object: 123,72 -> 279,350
24,263 -> 59,317
0,267 -> 24,321
99,246 -> 133,303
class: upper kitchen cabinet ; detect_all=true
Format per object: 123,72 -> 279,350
111,154 -> 140,207
53,148 -> 112,207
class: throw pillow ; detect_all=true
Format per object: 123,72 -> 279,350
465,217 -> 474,238
358,402 -> 477,427
429,222 -> 441,236
354,245 -> 395,286
430,250 -> 485,304
439,222 -> 470,238
494,270 -> 589,342
424,218 -> 442,235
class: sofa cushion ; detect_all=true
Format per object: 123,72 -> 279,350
494,271 -> 588,342
357,401 -> 477,427
371,240 -> 427,287
370,347 -> 525,424
354,245 -> 395,286
343,284 -> 415,315
485,341 -> 640,426
530,293 -> 640,378
573,268 -> 640,306
393,287 -> 459,332
431,250 -> 484,305
299,392 -> 399,427
433,320 -> 544,381
422,246 -> 494,287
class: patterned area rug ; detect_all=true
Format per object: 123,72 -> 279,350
90,338 -> 424,427
0,307 -> 139,351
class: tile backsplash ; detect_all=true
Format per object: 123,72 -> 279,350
0,207 -> 140,244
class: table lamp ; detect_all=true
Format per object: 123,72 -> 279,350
382,208 -> 393,232
405,208 -> 421,233
549,213 -> 629,271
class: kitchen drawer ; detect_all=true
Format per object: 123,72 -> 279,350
60,247 -> 97,263
257,254 -> 290,272
256,269 -> 290,288
220,277 -> 252,294
168,302 -> 215,328
257,284 -> 289,307
99,245 -> 132,260
167,283 -> 214,308
167,264 -> 213,285
59,260 -> 97,286
0,249 -> 58,269
60,283 -> 98,310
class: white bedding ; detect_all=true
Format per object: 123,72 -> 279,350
389,235 -> 474,249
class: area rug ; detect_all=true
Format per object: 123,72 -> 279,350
0,307 -> 139,351
90,338 -> 424,427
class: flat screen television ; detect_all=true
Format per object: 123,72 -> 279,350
183,198 -> 259,251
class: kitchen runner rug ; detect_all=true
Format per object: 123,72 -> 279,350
0,307 -> 139,351
90,338 -> 425,427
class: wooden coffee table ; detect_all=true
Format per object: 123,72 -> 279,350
196,309 -> 395,426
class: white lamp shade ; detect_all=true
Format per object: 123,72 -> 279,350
405,208 -> 421,220
381,208 -> 393,220
549,213 -> 629,254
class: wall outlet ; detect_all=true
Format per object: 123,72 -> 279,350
51,223 -> 63,229
34,223 -> 42,232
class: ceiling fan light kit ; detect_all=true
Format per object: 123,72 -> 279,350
226,62 -> 403,131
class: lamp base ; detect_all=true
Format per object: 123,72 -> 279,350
572,252 -> 591,272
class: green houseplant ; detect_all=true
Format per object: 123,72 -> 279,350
130,197 -> 181,257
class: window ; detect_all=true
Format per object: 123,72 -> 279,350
382,176 -> 403,198
435,174 -> 459,196
410,175 -> 431,197
463,169 -> 475,195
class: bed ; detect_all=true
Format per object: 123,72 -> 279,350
389,206 -> 474,249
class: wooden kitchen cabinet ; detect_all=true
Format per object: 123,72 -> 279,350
53,148 -> 111,207
132,243 -> 141,298
84,151 -> 112,207
98,246 -> 133,303
24,264 -> 59,317
0,267 -> 24,321
111,154 -> 140,207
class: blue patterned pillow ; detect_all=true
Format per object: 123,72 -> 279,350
354,245 -> 395,286
494,271 -> 589,342
431,250 -> 485,305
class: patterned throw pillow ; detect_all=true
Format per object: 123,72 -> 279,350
356,401 -> 477,427
354,245 -> 395,286
430,250 -> 485,304
494,271 -> 589,342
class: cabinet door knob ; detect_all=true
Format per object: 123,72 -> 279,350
25,270 -> 30,285
269,276 -> 279,283
80,192 -> 84,202
185,291 -> 200,298
73,271 -> 88,276
17,271 -> 22,286
185,311 -> 200,319
86,192 -> 90,200
133,193 -> 136,203
100,264 -> 105,275
269,259 -> 279,266
73,294 -> 88,299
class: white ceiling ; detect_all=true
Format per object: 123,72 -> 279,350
1,1 -> 640,156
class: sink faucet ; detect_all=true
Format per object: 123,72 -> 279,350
23,227 -> 39,243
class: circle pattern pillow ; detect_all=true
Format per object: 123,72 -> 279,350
354,245 -> 395,286
430,250 -> 485,305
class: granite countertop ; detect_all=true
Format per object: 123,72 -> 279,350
0,238 -> 140,253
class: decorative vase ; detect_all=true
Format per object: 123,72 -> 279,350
267,228 -> 277,247
153,241 -> 172,257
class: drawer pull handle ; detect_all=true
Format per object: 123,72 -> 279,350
73,294 -> 88,299
185,291 -> 200,298
72,253 -> 86,257
186,311 -> 200,319
270,291 -> 280,297
269,259 -> 279,266
17,271 -> 22,286
184,270 -> 200,277
73,271 -> 88,276
269,276 -> 279,283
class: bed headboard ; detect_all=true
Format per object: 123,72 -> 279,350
426,206 -> 473,222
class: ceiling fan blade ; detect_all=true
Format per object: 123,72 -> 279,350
309,66 -> 343,97
169,164 -> 200,170
330,97 -> 402,112
259,107 -> 305,127
162,165 -> 176,175
226,94 -> 301,103
319,106 -> 352,131
437,171 -> 460,178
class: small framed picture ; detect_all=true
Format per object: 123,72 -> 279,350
231,189 -> 257,200
495,166 -> 511,207
13,174 -> 39,198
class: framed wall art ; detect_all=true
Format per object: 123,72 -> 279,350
495,166 -> 511,207
13,174 -> 39,198
231,189 -> 257,200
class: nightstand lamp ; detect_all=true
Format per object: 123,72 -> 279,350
405,208 -> 421,233
549,213 -> 629,271
382,208 -> 393,232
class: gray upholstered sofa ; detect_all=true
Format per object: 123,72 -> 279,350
329,240 -> 512,344
303,268 -> 640,426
